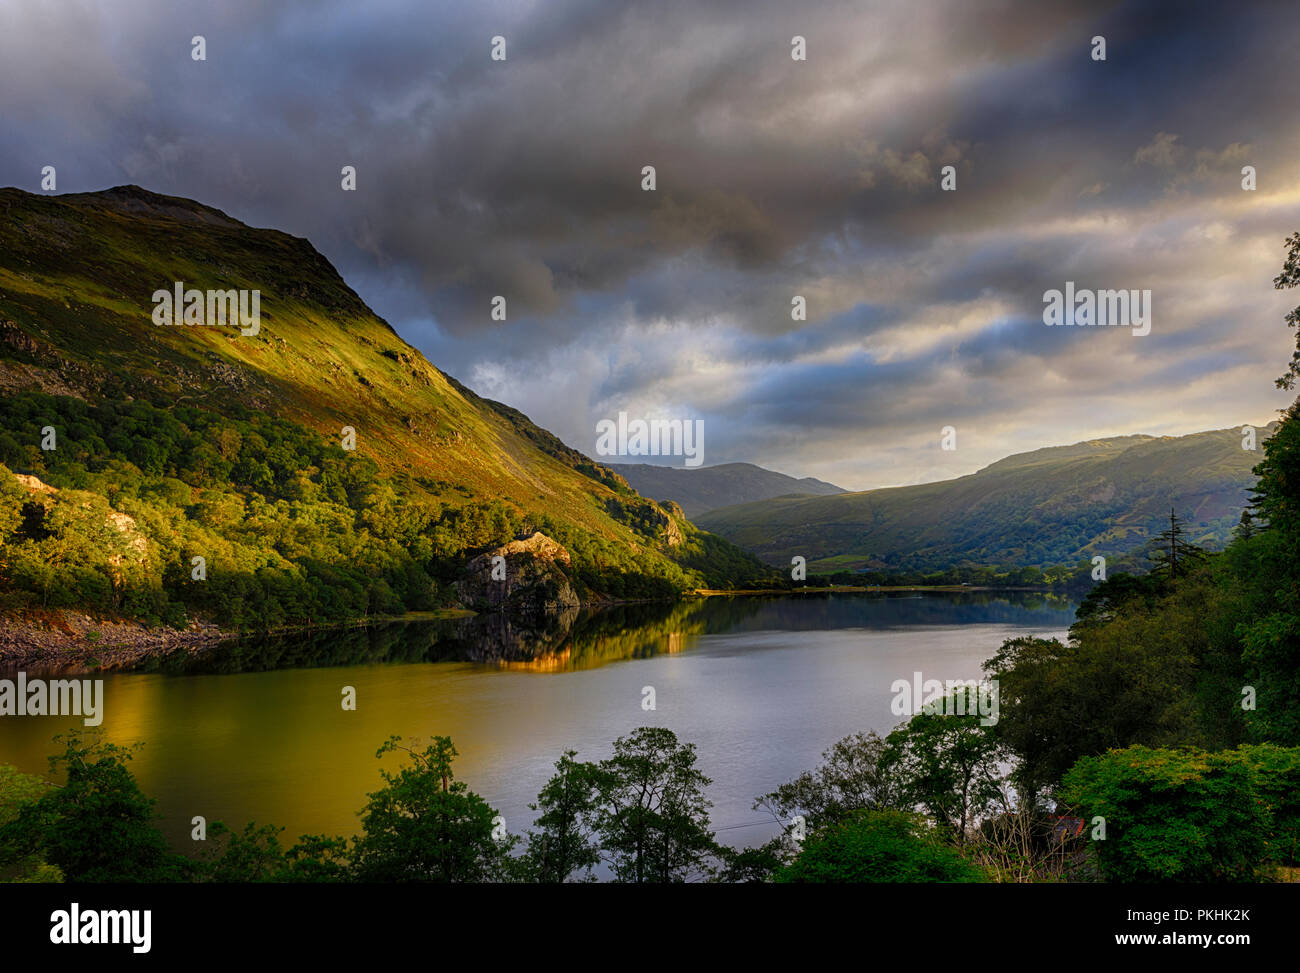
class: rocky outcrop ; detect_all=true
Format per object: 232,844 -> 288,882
603,495 -> 685,548
14,473 -> 56,494
657,501 -> 685,546
454,532 -> 581,613
658,499 -> 686,520
0,611 -> 233,672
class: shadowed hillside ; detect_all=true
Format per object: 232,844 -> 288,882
696,426 -> 1274,573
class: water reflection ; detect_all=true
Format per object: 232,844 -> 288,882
136,590 -> 1078,676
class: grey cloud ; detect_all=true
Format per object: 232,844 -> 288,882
1,0 -> 1297,489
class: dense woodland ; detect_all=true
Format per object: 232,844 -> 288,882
0,392 -> 766,630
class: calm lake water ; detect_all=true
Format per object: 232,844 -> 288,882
0,591 -> 1076,849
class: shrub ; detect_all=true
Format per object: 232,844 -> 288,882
1059,745 -> 1268,882
776,810 -> 988,883
1236,744 -> 1300,865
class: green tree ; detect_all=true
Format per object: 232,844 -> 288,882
0,732 -> 190,882
885,703 -> 1006,844
754,730 -> 901,834
985,628 -> 1200,796
197,821 -> 289,882
1272,230 -> 1300,391
350,736 -> 514,882
1146,508 -> 1207,581
279,833 -> 353,882
195,822 -> 351,882
589,727 -> 720,883
1234,400 -> 1300,744
1071,572 -> 1162,629
1233,508 -> 1257,542
712,838 -> 788,883
522,750 -> 600,883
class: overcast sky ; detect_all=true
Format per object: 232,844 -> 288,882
2,0 -> 1297,490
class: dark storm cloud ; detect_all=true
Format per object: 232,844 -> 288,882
1,0 -> 1297,487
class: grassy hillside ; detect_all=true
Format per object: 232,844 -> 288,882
0,185 -> 770,629
606,461 -> 844,517
696,426 -> 1275,573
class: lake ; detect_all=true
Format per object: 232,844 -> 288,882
0,591 -> 1077,849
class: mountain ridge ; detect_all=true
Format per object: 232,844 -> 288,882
696,424 -> 1275,573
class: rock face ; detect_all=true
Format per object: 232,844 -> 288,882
657,501 -> 685,547
454,532 -> 581,613
14,473 -> 56,494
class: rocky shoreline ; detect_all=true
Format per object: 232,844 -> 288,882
0,612 -> 236,673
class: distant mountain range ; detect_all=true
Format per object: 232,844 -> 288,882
607,462 -> 845,517
695,426 -> 1276,573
